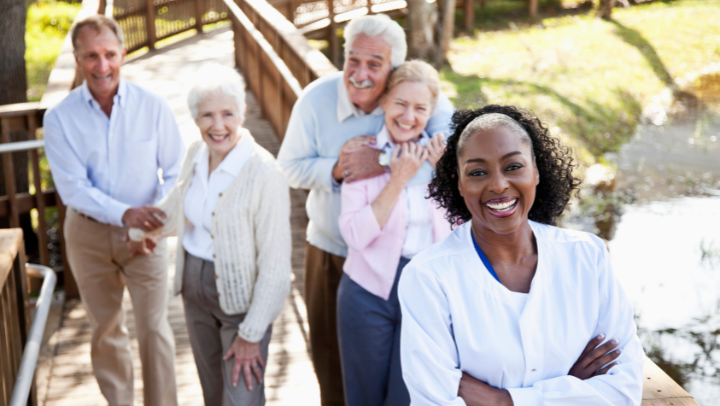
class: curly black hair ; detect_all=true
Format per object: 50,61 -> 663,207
428,105 -> 581,226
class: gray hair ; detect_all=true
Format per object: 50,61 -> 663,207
344,14 -> 407,68
187,64 -> 246,120
71,15 -> 125,52
458,113 -> 534,156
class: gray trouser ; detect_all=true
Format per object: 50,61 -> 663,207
182,252 -> 272,406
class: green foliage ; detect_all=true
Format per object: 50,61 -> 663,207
25,0 -> 82,101
443,0 -> 720,162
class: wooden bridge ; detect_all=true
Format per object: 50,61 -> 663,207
0,0 -> 703,404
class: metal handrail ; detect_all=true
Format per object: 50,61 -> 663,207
8,264 -> 57,406
0,139 -> 45,154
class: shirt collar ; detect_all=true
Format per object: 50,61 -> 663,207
81,77 -> 127,109
336,74 -> 384,123
193,129 -> 255,177
376,124 -> 430,152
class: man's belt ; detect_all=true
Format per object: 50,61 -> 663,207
73,209 -> 101,224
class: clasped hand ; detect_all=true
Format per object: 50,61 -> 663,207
334,133 -> 446,184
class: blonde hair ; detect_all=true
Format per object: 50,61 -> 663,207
385,60 -> 441,109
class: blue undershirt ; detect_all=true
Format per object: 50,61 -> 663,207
471,233 -> 501,283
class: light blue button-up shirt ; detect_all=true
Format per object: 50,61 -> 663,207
277,71 -> 454,257
44,78 -> 185,226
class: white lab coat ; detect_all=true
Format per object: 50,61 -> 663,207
398,221 -> 644,406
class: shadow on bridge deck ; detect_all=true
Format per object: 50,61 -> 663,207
39,27 -> 319,406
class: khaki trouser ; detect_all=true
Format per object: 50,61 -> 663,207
64,209 -> 177,406
304,243 -> 346,406
182,252 -> 272,406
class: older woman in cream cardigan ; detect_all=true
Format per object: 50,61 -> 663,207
128,64 -> 291,406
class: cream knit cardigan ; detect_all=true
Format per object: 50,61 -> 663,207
129,133 -> 292,343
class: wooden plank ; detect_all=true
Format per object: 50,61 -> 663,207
28,114 -> 50,267
0,103 -> 42,119
0,119 -> 20,228
0,190 -> 57,218
0,229 -> 23,289
642,358 -> 698,404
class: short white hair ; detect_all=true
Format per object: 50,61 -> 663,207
187,64 -> 246,120
344,14 -> 407,68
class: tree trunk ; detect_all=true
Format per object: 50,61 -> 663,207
0,0 -> 37,260
434,0 -> 456,69
596,0 -> 617,20
0,0 -> 29,105
407,0 -> 437,60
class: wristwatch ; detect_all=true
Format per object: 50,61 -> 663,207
378,150 -> 390,170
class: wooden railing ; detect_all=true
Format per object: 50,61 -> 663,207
0,104 -> 76,298
226,0 -> 337,138
109,0 -> 231,53
0,229 -> 33,405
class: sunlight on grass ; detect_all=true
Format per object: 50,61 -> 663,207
25,0 -> 82,101
444,0 -> 720,162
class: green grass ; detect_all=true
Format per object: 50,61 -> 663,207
443,0 -> 720,162
25,0 -> 82,101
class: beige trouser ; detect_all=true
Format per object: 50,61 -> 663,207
182,252 -> 272,406
64,209 -> 178,406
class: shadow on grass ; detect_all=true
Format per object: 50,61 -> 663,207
609,20 -> 674,86
443,69 -> 643,156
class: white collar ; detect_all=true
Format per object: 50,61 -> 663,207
336,74 -> 384,123
375,124 -> 430,150
81,77 -> 127,109
193,129 -> 255,177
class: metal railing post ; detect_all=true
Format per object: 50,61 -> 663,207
8,264 -> 57,406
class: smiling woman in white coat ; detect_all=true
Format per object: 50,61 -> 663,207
398,105 -> 645,406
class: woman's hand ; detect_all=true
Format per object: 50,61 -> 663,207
224,335 -> 265,390
458,373 -> 514,406
425,132 -> 446,169
123,231 -> 158,258
568,334 -> 621,380
389,142 -> 428,188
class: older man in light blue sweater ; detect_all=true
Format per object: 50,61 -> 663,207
277,14 -> 454,406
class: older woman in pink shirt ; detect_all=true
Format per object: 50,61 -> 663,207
337,60 -> 452,406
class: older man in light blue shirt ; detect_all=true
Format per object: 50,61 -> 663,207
43,15 -> 183,406
277,14 -> 454,406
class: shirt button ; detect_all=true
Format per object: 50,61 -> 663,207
212,212 -> 215,216
218,193 -> 222,197
216,292 -> 221,297
531,369 -> 537,373
213,254 -> 216,258
214,274 -> 219,280
211,234 -> 214,239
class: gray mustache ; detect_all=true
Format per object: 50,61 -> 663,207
349,76 -> 374,89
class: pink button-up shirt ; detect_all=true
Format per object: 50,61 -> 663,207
339,171 -> 452,300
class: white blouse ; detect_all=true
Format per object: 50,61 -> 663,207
182,132 -> 254,261
398,221 -> 645,406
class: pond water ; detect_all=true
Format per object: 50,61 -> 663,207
562,78 -> 720,404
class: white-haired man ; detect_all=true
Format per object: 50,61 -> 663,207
277,14 -> 454,406
43,15 -> 184,406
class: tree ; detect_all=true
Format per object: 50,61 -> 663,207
0,0 -> 38,260
435,0 -> 456,69
0,0 -> 29,105
596,0 -> 618,20
407,0 -> 437,59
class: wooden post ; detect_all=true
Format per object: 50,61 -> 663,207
0,119 -> 19,229
194,0 -> 204,33
26,115 -> 49,268
146,0 -> 157,50
367,0 -> 374,14
464,0 -> 474,32
98,0 -> 107,15
528,0 -> 537,18
328,0 -> 340,68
